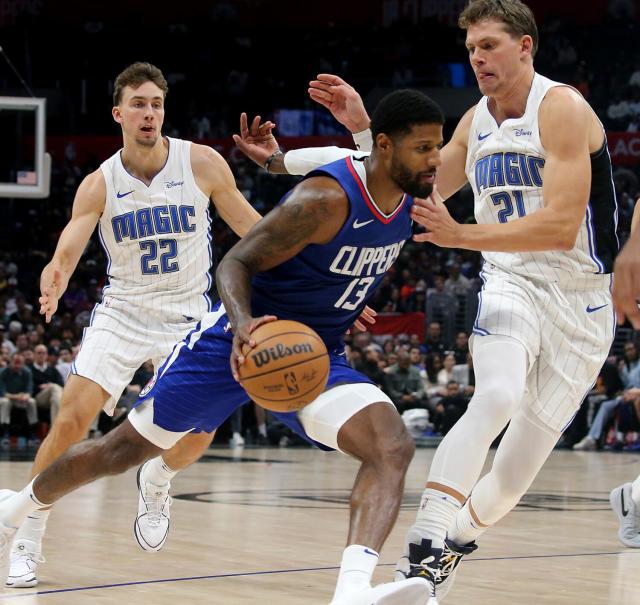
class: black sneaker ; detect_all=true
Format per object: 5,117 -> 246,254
436,538 -> 478,600
395,538 -> 442,600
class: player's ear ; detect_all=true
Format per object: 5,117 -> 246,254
112,106 -> 123,124
375,133 -> 393,154
520,35 -> 533,58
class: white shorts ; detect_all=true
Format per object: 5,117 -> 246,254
472,264 -> 615,432
72,296 -> 198,414
129,383 -> 395,451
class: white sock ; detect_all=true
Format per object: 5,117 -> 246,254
332,544 -> 378,600
144,457 -> 178,487
448,500 -> 485,545
411,488 -> 461,550
258,423 -> 267,437
14,509 -> 50,550
0,479 -> 47,529
631,475 -> 640,507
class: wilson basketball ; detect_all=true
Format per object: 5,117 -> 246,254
238,320 -> 329,412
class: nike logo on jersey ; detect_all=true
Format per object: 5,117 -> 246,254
621,489 -> 629,517
183,315 -> 194,321
353,219 -> 374,229
478,132 -> 492,141
586,303 -> 608,313
117,190 -> 135,198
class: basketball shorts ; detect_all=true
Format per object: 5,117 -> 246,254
471,263 -> 615,432
72,296 -> 198,414
128,301 -> 394,451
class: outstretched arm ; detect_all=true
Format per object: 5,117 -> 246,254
216,177 -> 348,378
613,198 -> 640,327
39,171 -> 104,322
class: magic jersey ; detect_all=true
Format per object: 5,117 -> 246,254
98,137 -> 213,319
466,73 -> 618,286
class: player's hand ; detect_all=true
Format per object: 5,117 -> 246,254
411,189 -> 463,248
308,74 -> 370,133
347,305 -> 377,334
230,314 -> 278,382
232,113 -> 279,168
612,231 -> 640,329
39,261 -> 66,323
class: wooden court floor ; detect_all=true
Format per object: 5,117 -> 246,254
0,447 -> 638,604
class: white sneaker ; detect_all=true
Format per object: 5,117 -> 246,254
572,436 -> 596,451
330,578 -> 432,605
134,462 -> 171,552
610,483 -> 640,548
229,432 -> 245,448
0,520 -> 17,586
6,539 -> 43,587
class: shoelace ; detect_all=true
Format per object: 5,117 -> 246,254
11,550 -> 45,566
144,489 -> 172,527
438,547 -> 459,583
409,554 -> 439,594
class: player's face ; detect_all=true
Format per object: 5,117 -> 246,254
390,123 -> 443,199
113,81 -> 165,147
465,19 -> 532,96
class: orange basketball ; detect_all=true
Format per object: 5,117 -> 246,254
238,320 -> 329,412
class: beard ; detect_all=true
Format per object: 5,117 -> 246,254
390,156 -> 434,198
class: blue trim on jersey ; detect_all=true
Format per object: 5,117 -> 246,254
585,203 -> 605,274
472,268 -> 491,336
70,302 -> 101,375
203,205 -> 214,312
605,145 -> 620,251
97,223 -> 112,298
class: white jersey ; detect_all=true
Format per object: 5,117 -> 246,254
466,73 -> 618,287
99,137 -> 212,319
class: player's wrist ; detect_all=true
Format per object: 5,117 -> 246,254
264,150 -> 284,173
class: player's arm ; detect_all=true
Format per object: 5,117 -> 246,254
192,144 -> 261,238
216,177 -> 348,378
39,171 -> 105,322
613,198 -> 640,328
413,88 -> 591,251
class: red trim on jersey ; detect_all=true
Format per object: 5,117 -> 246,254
345,155 -> 407,224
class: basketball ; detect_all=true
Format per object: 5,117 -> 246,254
238,320 -> 329,412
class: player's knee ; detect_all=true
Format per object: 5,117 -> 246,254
100,426 -> 157,475
371,425 -> 415,472
471,379 -> 523,423
49,408 -> 91,444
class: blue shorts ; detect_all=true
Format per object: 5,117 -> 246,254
134,302 -> 373,449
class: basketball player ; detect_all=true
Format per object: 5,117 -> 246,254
247,1 -> 619,600
609,197 -> 640,548
0,89 -> 443,605
6,61 -> 263,588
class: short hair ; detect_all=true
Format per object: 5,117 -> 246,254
458,0 -> 538,57
113,62 -> 168,105
370,89 -> 444,143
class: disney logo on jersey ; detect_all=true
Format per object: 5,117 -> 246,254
514,128 -> 532,137
329,242 -> 405,278
251,342 -> 314,369
165,180 -> 184,189
112,204 -> 196,242
474,152 -> 545,194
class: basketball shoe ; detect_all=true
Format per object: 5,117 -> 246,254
6,539 -> 43,587
329,577 -> 433,605
609,483 -> 640,548
134,462 -> 172,552
433,538 -> 477,600
0,490 -> 18,586
394,537 -> 441,602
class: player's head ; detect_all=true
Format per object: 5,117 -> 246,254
112,62 -> 168,147
459,0 -> 537,96
370,89 -> 444,199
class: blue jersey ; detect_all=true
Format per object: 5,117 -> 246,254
251,155 -> 413,350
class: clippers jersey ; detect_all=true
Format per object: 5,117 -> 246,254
251,156 -> 413,350
466,73 -> 618,286
99,137 -> 213,318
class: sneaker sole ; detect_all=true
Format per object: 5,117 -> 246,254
133,465 -> 169,553
6,576 -> 37,588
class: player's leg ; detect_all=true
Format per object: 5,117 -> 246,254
610,472 -> 640,547
286,377 -> 431,605
394,334 -> 528,589
0,418 -> 165,583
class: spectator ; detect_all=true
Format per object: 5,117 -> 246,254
452,352 -> 475,396
426,276 -> 457,344
621,342 -> 640,386
29,344 -> 64,425
384,350 -> 429,413
437,353 -> 457,391
439,381 -> 469,434
56,346 -> 74,383
452,331 -> 470,364
424,322 -> 446,357
444,264 -> 471,297
0,353 -> 38,447
354,346 -> 387,388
